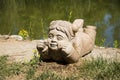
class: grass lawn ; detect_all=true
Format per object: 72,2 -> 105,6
0,55 -> 120,80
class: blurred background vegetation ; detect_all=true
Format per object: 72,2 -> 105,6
0,0 -> 120,47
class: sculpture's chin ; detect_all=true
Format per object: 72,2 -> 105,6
50,47 -> 58,50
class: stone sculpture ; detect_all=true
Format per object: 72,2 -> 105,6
37,19 -> 96,63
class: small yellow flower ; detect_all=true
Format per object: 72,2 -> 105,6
18,29 -> 29,39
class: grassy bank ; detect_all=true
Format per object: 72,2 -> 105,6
0,55 -> 120,80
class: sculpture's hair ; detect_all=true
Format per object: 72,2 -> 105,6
49,20 -> 74,40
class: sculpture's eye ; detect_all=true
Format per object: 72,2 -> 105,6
57,35 -> 63,40
49,34 -> 53,39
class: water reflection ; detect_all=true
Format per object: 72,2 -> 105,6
95,13 -> 120,47
104,25 -> 114,47
102,13 -> 114,47
104,13 -> 112,25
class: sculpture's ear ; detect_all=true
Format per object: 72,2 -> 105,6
72,19 -> 84,32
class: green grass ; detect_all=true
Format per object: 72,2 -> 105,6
0,55 -> 120,80
78,58 -> 120,80
95,38 -> 120,48
0,55 -> 39,80
114,40 -> 120,48
0,56 -> 23,80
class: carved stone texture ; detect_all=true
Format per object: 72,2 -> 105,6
37,19 -> 96,63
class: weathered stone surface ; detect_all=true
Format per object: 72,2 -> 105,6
37,19 -> 96,63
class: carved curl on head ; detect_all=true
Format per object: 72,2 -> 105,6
49,20 -> 74,40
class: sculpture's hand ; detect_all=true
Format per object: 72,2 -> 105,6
37,40 -> 48,53
59,41 -> 73,55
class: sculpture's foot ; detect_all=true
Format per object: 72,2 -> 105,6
86,25 -> 96,30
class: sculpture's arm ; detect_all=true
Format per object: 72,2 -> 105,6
59,41 -> 80,63
37,40 -> 51,60
64,47 -> 80,63
37,40 -> 48,52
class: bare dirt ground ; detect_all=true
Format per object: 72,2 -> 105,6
0,38 -> 37,62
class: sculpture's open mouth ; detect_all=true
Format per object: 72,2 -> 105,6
50,43 -> 58,47
49,43 -> 58,50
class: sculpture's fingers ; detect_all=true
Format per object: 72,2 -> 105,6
58,41 -> 63,49
37,43 -> 45,53
37,41 -> 46,47
42,46 -> 48,52
58,41 -> 68,49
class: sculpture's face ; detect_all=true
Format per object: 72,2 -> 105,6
48,29 -> 69,50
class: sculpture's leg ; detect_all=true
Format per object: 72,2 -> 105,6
84,26 -> 96,42
72,19 -> 84,33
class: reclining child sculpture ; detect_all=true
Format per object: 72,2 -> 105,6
37,19 -> 96,63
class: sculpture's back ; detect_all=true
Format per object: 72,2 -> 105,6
72,24 -> 96,57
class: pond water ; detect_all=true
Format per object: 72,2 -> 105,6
0,0 -> 120,47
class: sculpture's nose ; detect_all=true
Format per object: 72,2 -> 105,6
51,37 -> 57,43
